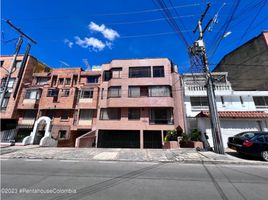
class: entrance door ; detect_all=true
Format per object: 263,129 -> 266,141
33,130 -> 45,144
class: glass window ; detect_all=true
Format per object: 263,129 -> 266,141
58,130 -> 67,139
36,77 -> 48,85
61,110 -> 69,120
65,78 -> 71,85
80,89 -> 93,98
0,60 -> 4,67
253,96 -> 268,108
15,60 -> 22,68
129,67 -> 151,78
129,86 -> 140,97
108,86 -> 121,98
128,108 -> 140,120
149,108 -> 173,124
190,97 -> 209,107
103,71 -> 112,81
111,68 -> 122,79
148,86 -> 171,97
25,90 -> 40,99
47,89 -> 58,97
87,76 -> 99,83
59,78 -> 64,85
24,110 -> 37,119
153,66 -> 165,77
101,88 -> 104,99
100,108 -> 121,120
62,89 -> 70,97
79,109 -> 93,120
72,75 -> 78,85
1,97 -> 9,110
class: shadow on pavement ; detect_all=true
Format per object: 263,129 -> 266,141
226,151 -> 263,162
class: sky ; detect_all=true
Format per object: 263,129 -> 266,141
1,0 -> 268,73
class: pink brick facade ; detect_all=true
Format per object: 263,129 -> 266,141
1,56 -> 185,148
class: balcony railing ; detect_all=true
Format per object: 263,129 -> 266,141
191,106 -> 209,111
20,119 -> 35,125
149,119 -> 174,125
185,84 -> 232,92
255,105 -> 268,109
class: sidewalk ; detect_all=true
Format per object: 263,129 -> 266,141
0,146 -> 267,165
1,145 -> 268,165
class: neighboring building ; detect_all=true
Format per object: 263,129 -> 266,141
183,72 -> 268,148
214,31 -> 268,91
1,56 -> 186,148
96,58 -> 186,148
0,55 -> 49,131
16,67 -> 101,147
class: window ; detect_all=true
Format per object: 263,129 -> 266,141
36,77 -> 48,85
129,66 -> 151,78
25,90 -> 40,100
61,110 -> 69,120
1,97 -> 9,110
59,78 -> 64,85
129,86 -> 140,97
100,108 -> 121,120
80,89 -> 93,98
101,88 -> 104,99
108,86 -> 121,98
128,108 -> 140,120
72,75 -> 78,85
15,60 -> 22,68
149,108 -> 173,124
103,71 -> 112,81
253,96 -> 268,108
111,68 -> 122,79
0,60 -> 4,67
190,97 -> 209,107
62,89 -> 70,97
52,76 -> 57,86
1,78 -> 15,89
148,86 -> 171,97
47,89 -> 58,97
79,109 -> 93,120
65,78 -> 71,85
24,110 -> 37,119
153,66 -> 165,77
46,110 -> 54,119
87,76 -> 99,83
58,130 -> 67,139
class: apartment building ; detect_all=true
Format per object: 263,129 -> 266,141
0,55 -> 49,131
96,58 -> 185,148
1,56 -> 185,148
17,67 -> 101,147
183,72 -> 268,148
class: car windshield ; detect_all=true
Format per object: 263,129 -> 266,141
238,132 -> 256,139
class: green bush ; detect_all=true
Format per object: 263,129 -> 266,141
164,130 -> 178,142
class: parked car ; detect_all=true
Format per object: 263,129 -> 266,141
228,131 -> 268,161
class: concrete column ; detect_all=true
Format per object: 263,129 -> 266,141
95,130 -> 99,148
161,130 -> 164,146
140,130 -> 144,149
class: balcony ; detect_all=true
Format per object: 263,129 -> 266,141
18,99 -> 39,109
18,118 -> 35,126
185,83 -> 232,96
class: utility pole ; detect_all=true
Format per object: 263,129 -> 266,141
0,20 -> 36,109
190,3 -> 225,154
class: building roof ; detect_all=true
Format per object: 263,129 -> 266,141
196,111 -> 268,119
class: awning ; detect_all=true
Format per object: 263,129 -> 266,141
196,111 -> 268,119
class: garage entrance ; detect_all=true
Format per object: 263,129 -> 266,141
144,131 -> 162,149
98,130 -> 140,148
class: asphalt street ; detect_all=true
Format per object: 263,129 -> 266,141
1,159 -> 268,200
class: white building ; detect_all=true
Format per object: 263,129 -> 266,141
183,72 -> 268,148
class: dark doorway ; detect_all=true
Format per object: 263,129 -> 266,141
33,130 -> 45,145
98,130 -> 140,148
16,128 -> 32,142
144,131 -> 162,148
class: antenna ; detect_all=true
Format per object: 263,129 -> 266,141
208,3 -> 226,32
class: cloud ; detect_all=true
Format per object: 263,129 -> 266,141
88,22 -> 120,41
64,39 -> 73,48
74,36 -> 106,51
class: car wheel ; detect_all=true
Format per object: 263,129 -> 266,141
261,151 -> 268,161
